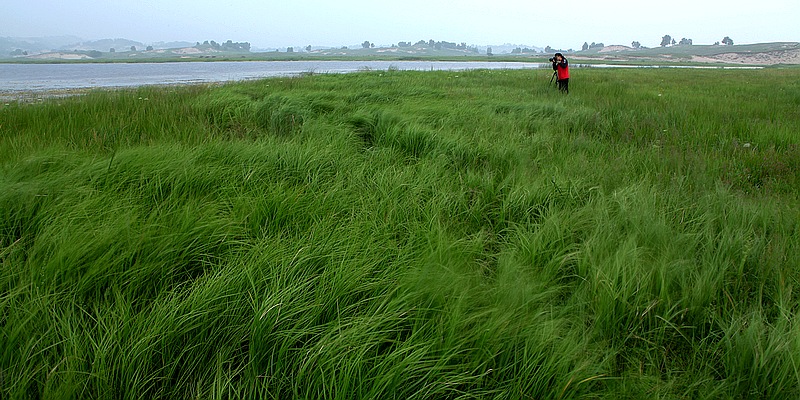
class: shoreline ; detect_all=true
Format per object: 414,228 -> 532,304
0,61 -> 770,104
0,88 -> 94,103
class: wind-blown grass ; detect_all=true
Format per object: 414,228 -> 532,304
2,67 -> 799,399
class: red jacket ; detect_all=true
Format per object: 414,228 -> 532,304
554,58 -> 570,80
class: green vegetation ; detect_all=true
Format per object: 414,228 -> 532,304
5,41 -> 799,65
2,68 -> 799,399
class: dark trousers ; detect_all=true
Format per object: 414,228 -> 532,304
557,78 -> 569,94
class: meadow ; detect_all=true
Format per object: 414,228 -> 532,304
1,67 -> 799,399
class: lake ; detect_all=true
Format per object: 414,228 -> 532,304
0,60 -> 547,94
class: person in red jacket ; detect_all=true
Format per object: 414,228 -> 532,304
551,52 -> 569,93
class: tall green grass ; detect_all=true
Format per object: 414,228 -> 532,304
2,67 -> 799,399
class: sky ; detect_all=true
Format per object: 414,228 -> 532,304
3,0 -> 798,50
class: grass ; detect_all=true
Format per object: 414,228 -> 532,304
1,67 -> 799,399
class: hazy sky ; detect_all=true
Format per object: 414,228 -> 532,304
3,0 -> 798,49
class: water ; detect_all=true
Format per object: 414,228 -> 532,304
0,60 -> 546,93
0,60 -> 763,102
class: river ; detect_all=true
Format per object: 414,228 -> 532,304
0,60 -> 547,94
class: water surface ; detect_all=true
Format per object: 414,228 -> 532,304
0,60 -> 544,93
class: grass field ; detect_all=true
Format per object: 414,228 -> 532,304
1,67 -> 799,399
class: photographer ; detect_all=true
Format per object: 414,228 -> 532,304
550,53 -> 570,94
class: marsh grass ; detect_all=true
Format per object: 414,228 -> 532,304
2,67 -> 799,399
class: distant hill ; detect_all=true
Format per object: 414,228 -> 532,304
0,36 -> 83,55
310,44 -> 479,58
1,36 -> 197,58
573,42 -> 800,65
0,36 -> 545,60
70,38 -> 144,52
305,41 -> 544,57
149,41 -> 196,50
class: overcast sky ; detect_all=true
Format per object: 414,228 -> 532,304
3,0 -> 798,49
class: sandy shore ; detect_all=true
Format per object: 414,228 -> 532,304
573,48 -> 800,66
0,88 -> 93,103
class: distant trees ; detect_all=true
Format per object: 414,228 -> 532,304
393,40 -> 472,52
318,39 -> 481,54
222,40 -> 250,52
722,36 -> 734,45
512,47 -> 539,54
631,41 -> 641,49
306,45 -> 312,52
660,35 -> 672,47
578,42 -> 603,51
286,47 -> 294,53
486,47 -> 493,56
438,41 -> 465,50
130,46 -> 137,52
146,45 -> 153,51
194,40 -> 251,52
679,38 -> 693,45
110,48 -> 115,53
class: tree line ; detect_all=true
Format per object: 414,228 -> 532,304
658,35 -> 734,47
578,36 -> 735,51
194,40 -> 251,52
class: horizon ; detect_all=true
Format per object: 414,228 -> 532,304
3,35 -> 798,54
3,0 -> 798,50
